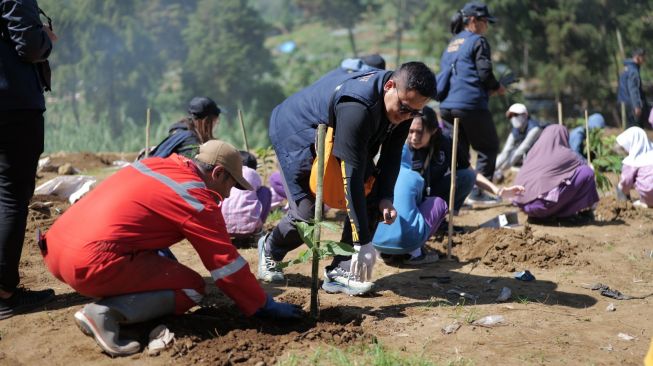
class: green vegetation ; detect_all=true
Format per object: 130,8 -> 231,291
279,342 -> 444,366
41,0 -> 652,152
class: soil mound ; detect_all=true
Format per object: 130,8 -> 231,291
449,226 -> 587,272
594,196 -> 652,221
167,302 -> 372,365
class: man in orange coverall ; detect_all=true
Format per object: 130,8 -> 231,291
42,140 -> 302,357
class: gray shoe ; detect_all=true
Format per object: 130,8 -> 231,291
322,266 -> 373,296
257,234 -> 285,283
465,189 -> 501,206
74,303 -> 141,357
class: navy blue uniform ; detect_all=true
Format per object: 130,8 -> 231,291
439,29 -> 501,180
267,69 -> 409,262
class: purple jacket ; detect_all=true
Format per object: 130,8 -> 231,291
620,164 -> 653,206
222,167 -> 264,235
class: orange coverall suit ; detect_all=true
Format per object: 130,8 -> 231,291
43,154 -> 266,315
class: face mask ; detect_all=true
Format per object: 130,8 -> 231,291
510,115 -> 527,129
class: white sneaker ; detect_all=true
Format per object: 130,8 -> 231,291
322,266 -> 373,296
256,234 -> 285,283
633,200 -> 649,209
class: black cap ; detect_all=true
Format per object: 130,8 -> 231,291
360,54 -> 386,70
239,150 -> 258,170
461,2 -> 496,23
188,97 -> 221,119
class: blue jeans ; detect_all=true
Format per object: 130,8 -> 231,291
431,168 -> 477,212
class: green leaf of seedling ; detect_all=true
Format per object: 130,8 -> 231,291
322,240 -> 356,256
317,221 -> 341,232
276,249 -> 313,269
294,221 -> 315,248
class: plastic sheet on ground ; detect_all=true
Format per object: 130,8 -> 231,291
34,175 -> 96,203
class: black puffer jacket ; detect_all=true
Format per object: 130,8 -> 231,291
0,0 -> 52,111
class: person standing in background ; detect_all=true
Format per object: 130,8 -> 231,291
437,2 -> 506,205
618,48 -> 648,128
0,0 -> 57,319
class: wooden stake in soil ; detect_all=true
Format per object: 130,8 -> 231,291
238,109 -> 250,152
585,110 -> 591,166
557,102 -> 563,125
620,102 -> 627,130
311,124 -> 327,319
447,118 -> 460,260
145,108 -> 151,158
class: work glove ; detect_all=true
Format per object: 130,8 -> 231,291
255,294 -> 304,319
350,243 -> 376,282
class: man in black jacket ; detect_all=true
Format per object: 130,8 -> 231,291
0,0 -> 56,319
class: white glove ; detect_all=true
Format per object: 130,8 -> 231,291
350,243 -> 376,282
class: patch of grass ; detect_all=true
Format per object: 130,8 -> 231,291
516,296 -> 532,305
445,357 -> 476,366
463,308 -> 480,324
281,342 -> 438,366
421,297 -> 452,308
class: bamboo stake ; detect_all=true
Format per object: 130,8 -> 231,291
447,118 -> 460,260
585,110 -> 591,166
621,102 -> 627,130
557,102 -> 563,125
311,124 -> 326,319
238,109 -> 250,152
145,108 -> 151,158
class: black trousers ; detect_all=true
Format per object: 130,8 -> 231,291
440,108 -> 499,180
267,168 -> 380,268
620,102 -> 650,129
0,110 -> 44,292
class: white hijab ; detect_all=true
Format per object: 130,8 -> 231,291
616,127 -> 653,167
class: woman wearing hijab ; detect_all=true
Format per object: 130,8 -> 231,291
615,127 -> 653,208
513,125 -> 599,219
437,2 -> 506,204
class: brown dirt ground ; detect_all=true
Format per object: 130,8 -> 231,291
1,152 -> 652,365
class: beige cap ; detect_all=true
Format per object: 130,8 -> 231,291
506,103 -> 528,118
195,140 -> 253,191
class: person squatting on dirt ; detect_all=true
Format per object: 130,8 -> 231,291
146,96 -> 221,159
437,2 -> 506,205
494,103 -> 545,182
617,48 -> 649,129
0,0 -> 57,319
568,112 -> 605,160
222,151 -> 272,248
259,62 -> 435,295
614,127 -> 653,208
372,107 -> 523,265
269,170 -> 288,210
512,125 -> 599,220
42,140 -> 302,357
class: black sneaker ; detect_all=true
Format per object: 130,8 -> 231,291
0,287 -> 55,320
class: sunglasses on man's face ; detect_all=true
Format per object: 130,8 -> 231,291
396,88 -> 423,117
